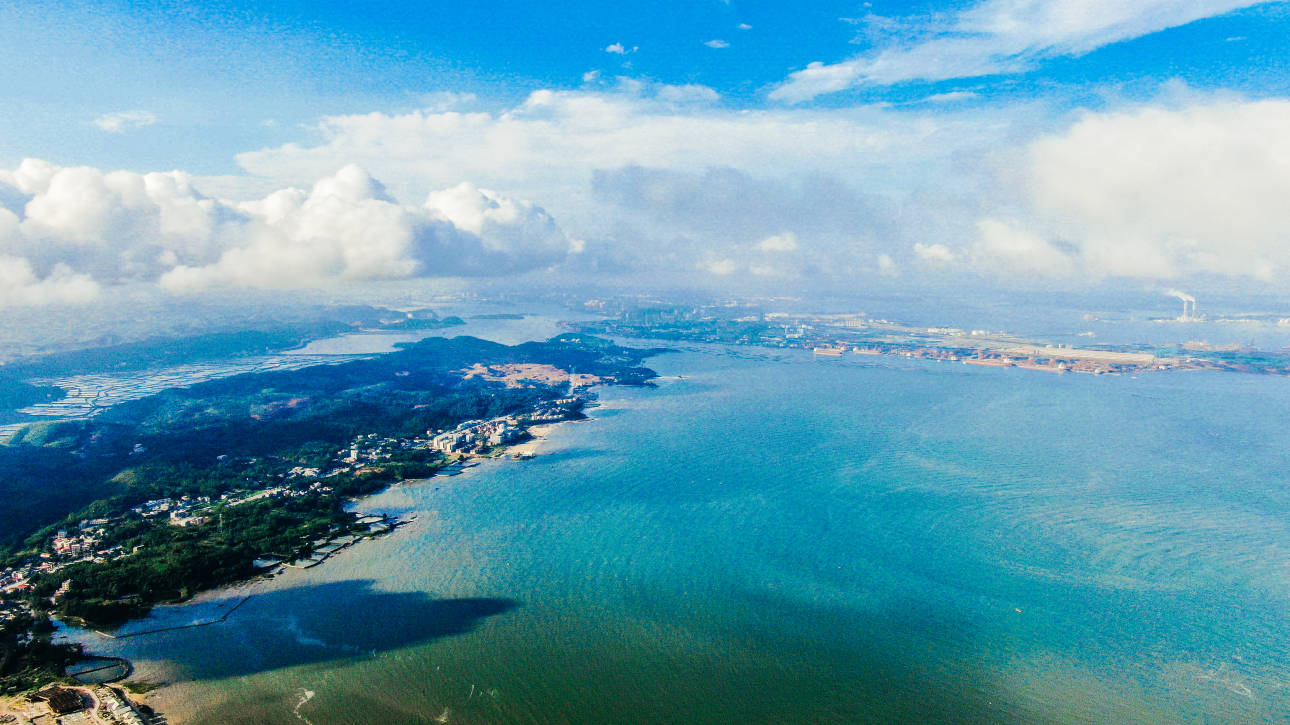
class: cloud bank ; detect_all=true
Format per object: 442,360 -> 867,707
0,160 -> 576,306
6,85 -> 1289,305
968,98 -> 1290,281
231,83 -> 1000,237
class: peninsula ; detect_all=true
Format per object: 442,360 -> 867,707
0,333 -> 661,697
574,303 -> 1290,376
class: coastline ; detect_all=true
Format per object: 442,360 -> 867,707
2,329 -> 664,721
504,422 -> 561,457
48,399 -> 595,724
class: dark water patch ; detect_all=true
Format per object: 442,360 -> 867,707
94,580 -> 518,682
67,656 -> 132,684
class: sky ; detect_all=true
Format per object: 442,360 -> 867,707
3,0 -> 1290,307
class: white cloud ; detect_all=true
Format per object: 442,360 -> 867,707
704,39 -> 730,49
749,261 -> 800,278
914,242 -> 956,264
704,258 -> 738,275
605,43 -> 637,54
419,91 -> 478,112
738,23 -> 752,30
582,70 -> 602,83
0,82 -> 1018,299
232,83 -> 1001,236
0,159 -> 578,300
91,110 -> 158,133
877,253 -> 897,275
971,217 -> 1074,276
770,0 -> 1269,101
923,91 -> 979,103
0,255 -> 99,307
589,165 -> 901,280
758,232 -> 799,252
963,97 -> 1290,282
655,83 -> 720,104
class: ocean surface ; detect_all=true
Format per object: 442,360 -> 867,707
58,338 -> 1290,723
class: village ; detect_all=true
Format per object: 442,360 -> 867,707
1,390 -> 589,722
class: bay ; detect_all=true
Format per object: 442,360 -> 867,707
60,343 -> 1290,723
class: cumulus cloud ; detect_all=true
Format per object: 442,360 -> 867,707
0,159 -> 577,304
758,232 -> 799,253
163,169 -> 576,290
0,256 -> 99,307
704,39 -> 730,49
971,218 -> 1074,276
770,0 -> 1268,102
704,258 -> 738,276
964,97 -> 1290,282
914,243 -> 956,264
231,83 -> 1000,233
605,43 -> 636,54
1,83 -> 1033,299
91,110 -> 158,133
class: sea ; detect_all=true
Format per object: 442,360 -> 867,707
52,301 -> 1290,723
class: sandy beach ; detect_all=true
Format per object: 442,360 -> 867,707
506,423 -> 560,456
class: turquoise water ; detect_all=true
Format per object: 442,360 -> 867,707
63,344 -> 1290,723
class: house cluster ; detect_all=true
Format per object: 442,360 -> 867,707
3,532 -> 120,622
523,397 -> 583,424
51,528 -> 101,557
0,594 -> 32,624
429,417 -> 522,454
1,565 -> 38,621
225,483 -> 333,508
39,524 -> 122,572
131,498 -> 176,518
130,495 -> 218,526
336,431 -> 433,468
1,566 -> 33,595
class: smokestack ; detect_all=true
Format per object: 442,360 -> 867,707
1166,289 -> 1196,321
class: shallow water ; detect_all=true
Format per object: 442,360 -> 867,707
61,345 -> 1290,723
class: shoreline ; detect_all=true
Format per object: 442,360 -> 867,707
48,406 -> 595,723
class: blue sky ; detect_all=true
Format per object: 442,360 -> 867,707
4,0 -> 1288,171
2,0 -> 1290,303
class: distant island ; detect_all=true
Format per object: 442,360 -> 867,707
574,303 -> 1290,377
0,333 -> 661,695
0,306 -> 466,426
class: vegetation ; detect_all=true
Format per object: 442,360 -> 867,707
0,334 -> 659,632
0,381 -> 65,411
377,314 -> 465,330
0,612 -> 78,695
0,305 -> 460,417
0,325 -> 353,382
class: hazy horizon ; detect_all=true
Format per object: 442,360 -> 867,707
4,1 -> 1290,310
